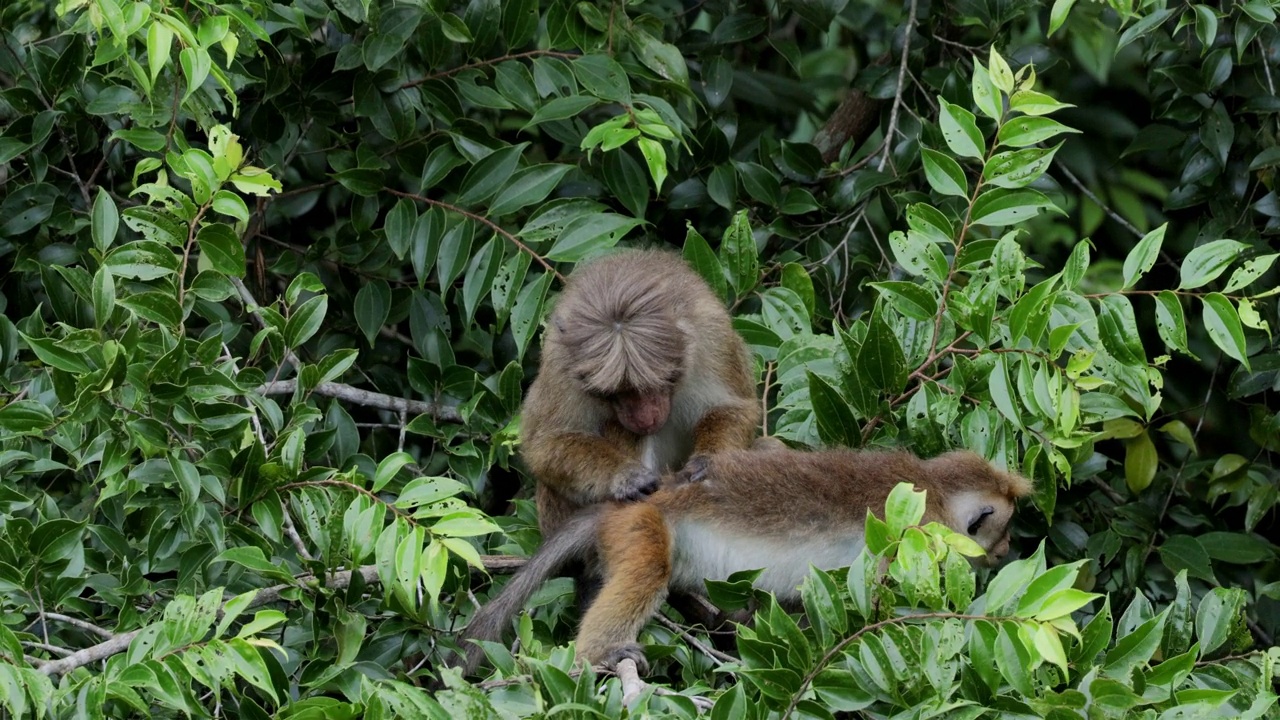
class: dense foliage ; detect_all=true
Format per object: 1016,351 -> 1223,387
1,0 -> 1279,716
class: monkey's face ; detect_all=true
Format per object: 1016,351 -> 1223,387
950,490 -> 1017,567
611,389 -> 672,436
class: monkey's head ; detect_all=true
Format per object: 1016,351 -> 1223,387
927,451 -> 1034,566
551,270 -> 688,436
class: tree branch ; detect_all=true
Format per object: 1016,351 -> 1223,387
812,54 -> 892,165
39,556 -> 525,677
256,379 -> 463,424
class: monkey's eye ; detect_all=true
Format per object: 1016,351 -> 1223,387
967,506 -> 995,536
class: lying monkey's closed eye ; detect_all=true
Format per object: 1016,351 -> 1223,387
967,505 -> 995,536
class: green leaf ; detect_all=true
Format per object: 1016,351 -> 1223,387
511,271 -> 554,360
146,21 -> 174,83
211,190 -> 249,223
212,547 -> 297,583
1178,239 -> 1249,289
1103,610 -> 1167,677
1201,293 -> 1250,369
383,198 -> 417,260
720,210 -> 759,296
971,61 -> 1002,121
1195,588 -> 1245,657
1063,240 -> 1091,291
781,263 -> 816,319
1124,429 -> 1158,495
523,96 -> 599,130
921,148 -> 969,197
970,188 -> 1059,227
938,98 -> 985,160
1098,294 -> 1146,366
179,46 -> 212,103
489,164 -> 572,217
1154,291 -> 1194,357
869,281 -> 937,321
807,372 -> 860,447
197,224 -> 246,277
92,188 -> 119,254
455,143 -> 529,207
629,28 -> 688,86
1222,253 -> 1279,293
1010,89 -> 1074,115
0,400 -> 55,434
997,116 -> 1080,147
93,265 -> 116,329
888,230 -> 948,281
1193,5 -> 1217,52
545,214 -> 643,262
118,292 -> 183,328
682,224 -> 728,302
573,54 -> 630,103
884,483 -> 926,539
989,355 -> 1023,428
982,144 -> 1062,189
636,137 -> 668,192
285,295 -> 328,348
1158,535 -> 1216,584
856,304 -> 907,394
1048,0 -> 1077,36
461,236 -> 502,325
354,279 -> 391,347
1122,223 -> 1166,289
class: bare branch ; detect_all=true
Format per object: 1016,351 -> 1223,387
256,379 -> 463,424
877,0 -> 919,173
43,613 -> 115,639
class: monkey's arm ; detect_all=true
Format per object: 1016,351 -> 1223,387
525,432 -> 660,505
672,401 -> 760,485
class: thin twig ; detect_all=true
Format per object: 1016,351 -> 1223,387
256,379 -> 463,424
653,615 -> 736,664
43,613 -> 114,639
280,503 -> 316,562
22,641 -> 73,658
1058,165 -> 1143,239
878,0 -> 919,173
385,189 -> 565,283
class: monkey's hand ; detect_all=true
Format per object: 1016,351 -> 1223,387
612,465 -> 661,502
599,643 -> 649,675
671,454 -> 711,485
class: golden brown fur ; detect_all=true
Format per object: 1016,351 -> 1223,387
520,248 -> 759,537
452,446 -> 1033,677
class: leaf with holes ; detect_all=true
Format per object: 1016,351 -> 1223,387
1121,223 -> 1166,289
1178,239 -> 1249,289
938,98 -> 985,160
970,188 -> 1059,227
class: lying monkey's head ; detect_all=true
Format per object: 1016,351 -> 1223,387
926,450 -> 1034,566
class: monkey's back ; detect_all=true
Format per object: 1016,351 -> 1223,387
654,447 -> 934,529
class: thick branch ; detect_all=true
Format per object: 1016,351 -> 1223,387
257,379 -> 463,424
813,53 -> 892,165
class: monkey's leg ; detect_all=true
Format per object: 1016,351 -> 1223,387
575,504 -> 671,674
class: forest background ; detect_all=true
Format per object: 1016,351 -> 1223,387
1,0 -> 1280,716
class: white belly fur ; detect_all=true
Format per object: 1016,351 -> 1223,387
670,521 -> 866,600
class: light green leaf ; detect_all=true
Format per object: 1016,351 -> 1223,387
1178,239 -> 1249,289
1201,292 -> 1250,369
921,148 -> 969,197
1122,223 -> 1166,289
938,98 -> 985,160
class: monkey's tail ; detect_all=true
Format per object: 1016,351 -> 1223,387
450,506 -> 603,678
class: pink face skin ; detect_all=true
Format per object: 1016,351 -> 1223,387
612,389 -> 671,436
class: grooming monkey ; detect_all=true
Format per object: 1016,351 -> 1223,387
521,248 -> 761,535
518,249 -> 764,609
455,446 -> 1033,676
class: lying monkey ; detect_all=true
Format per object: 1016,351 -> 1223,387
453,446 -> 1033,677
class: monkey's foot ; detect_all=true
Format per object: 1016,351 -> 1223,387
600,643 -> 649,675
671,454 -> 711,485
613,466 -> 660,501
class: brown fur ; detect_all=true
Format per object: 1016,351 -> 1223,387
452,446 -> 1033,677
520,248 -> 759,537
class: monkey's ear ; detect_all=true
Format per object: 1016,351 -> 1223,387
967,506 -> 995,535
